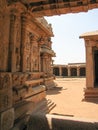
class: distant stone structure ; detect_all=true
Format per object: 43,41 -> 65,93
80,30 -> 98,100
53,63 -> 86,77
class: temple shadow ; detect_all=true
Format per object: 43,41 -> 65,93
46,86 -> 67,95
13,98 -> 56,130
27,113 -> 98,130
82,99 -> 98,104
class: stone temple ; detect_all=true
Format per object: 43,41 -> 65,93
0,0 -> 98,130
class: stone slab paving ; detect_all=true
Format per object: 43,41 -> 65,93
46,78 -> 98,120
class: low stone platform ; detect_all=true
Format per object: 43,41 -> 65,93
27,113 -> 98,130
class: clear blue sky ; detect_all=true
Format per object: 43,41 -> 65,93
45,9 -> 98,65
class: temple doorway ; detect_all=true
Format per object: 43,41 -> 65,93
94,49 -> 98,87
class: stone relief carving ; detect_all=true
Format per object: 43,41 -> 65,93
0,74 -> 11,90
25,32 -> 31,71
33,42 -> 39,71
0,91 -> 12,112
15,19 -> 21,72
1,108 -> 14,130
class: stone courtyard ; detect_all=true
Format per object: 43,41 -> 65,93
47,78 -> 98,120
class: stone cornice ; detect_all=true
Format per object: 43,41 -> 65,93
7,0 -> 98,17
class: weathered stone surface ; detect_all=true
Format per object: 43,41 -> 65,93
7,1 -> 98,17
0,108 -> 14,130
0,73 -> 12,112
0,1 -> 55,129
0,90 -> 12,112
25,91 -> 46,103
0,73 -> 12,90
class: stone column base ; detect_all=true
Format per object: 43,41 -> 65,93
0,108 -> 14,130
84,88 -> 98,100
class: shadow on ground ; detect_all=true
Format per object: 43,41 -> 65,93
82,99 -> 98,104
47,86 -> 67,95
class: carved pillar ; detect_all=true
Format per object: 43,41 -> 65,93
0,73 -> 14,130
43,54 -> 48,73
0,2 -> 15,129
30,35 -> 34,72
0,7 -> 10,71
49,56 -> 52,74
9,13 -> 21,72
21,15 -> 27,72
38,44 -> 41,72
85,40 -> 94,88
8,14 -> 15,72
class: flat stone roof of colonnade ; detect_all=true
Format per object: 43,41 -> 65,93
80,30 -> 98,39
53,62 -> 86,67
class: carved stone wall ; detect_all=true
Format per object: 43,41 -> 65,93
0,73 -> 14,130
0,2 -> 55,129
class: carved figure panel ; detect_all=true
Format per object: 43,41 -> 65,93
25,32 -> 31,71
15,17 -> 21,72
12,73 -> 28,87
0,73 -> 12,90
33,43 -> 39,72
0,90 -> 12,112
0,108 -> 14,130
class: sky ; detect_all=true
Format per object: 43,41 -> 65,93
45,9 -> 98,65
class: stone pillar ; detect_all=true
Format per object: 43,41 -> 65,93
38,44 -> 41,72
30,35 -> 34,72
0,2 -> 15,129
21,15 -> 27,72
85,40 -> 94,88
42,54 -> 48,73
0,73 -> 14,130
77,66 -> 80,77
0,4 -> 10,71
68,67 -> 71,77
59,67 -> 62,76
9,13 -> 21,72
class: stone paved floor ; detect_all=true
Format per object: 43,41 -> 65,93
46,78 -> 98,120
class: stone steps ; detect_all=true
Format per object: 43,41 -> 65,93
32,99 -> 56,114
11,99 -> 56,130
14,85 -> 46,121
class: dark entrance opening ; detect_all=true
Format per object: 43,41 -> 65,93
62,67 -> 68,76
53,67 -> 59,76
70,68 -> 77,76
79,67 -> 86,76
94,50 -> 98,87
